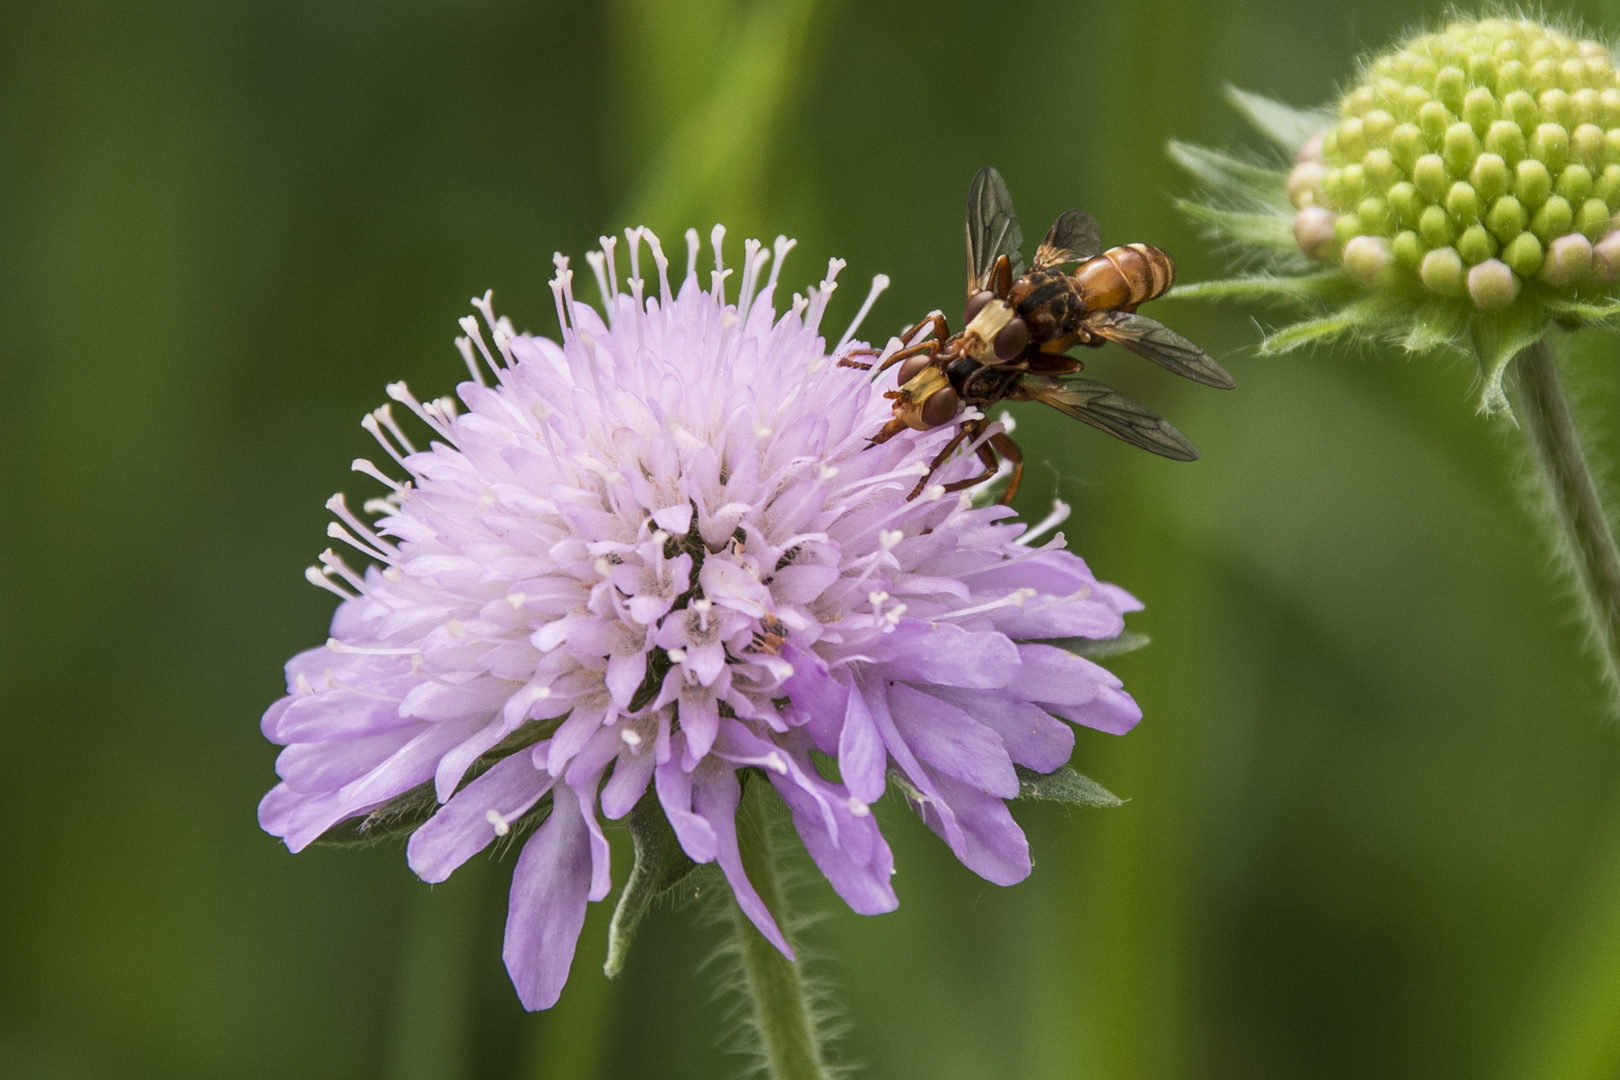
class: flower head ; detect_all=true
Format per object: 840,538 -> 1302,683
1173,16 -> 1620,411
259,225 -> 1142,1010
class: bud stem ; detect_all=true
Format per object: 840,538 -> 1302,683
729,780 -> 830,1080
1512,338 -> 1620,707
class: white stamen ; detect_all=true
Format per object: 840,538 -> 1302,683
818,465 -> 839,481
998,408 -> 1016,435
848,797 -> 870,818
1016,498 -> 1072,547
326,638 -> 419,656
766,235 -> 796,297
836,273 -> 890,353
486,808 -> 512,836
621,728 -> 643,748
382,566 -> 403,583
445,619 -> 466,638
294,673 -> 315,695
454,336 -> 488,387
362,498 -> 395,517
374,403 -> 416,455
932,588 -> 1039,622
710,223 -> 728,304
327,521 -> 390,564
921,484 -> 947,502
361,413 -> 408,467
644,228 -> 673,306
684,228 -> 701,284
879,529 -> 904,550
352,458 -> 405,492
585,249 -> 611,305
763,751 -> 788,775
624,226 -> 643,284
595,556 -> 613,577
601,234 -> 619,300
507,592 -> 527,610
458,315 -> 500,379
667,648 -> 687,662
305,565 -> 356,600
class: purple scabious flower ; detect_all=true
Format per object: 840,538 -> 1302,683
260,225 -> 1144,1010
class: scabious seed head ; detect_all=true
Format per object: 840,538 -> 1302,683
1171,15 -> 1620,413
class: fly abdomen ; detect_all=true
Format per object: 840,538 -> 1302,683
1072,244 -> 1176,312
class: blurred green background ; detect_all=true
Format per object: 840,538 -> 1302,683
13,1 -> 1620,1077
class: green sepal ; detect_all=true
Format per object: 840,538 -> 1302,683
1545,296 -> 1620,321
603,785 -> 701,979
1167,141 -> 1289,208
1472,304 -> 1550,415
1403,300 -> 1469,353
1226,86 -> 1331,155
1176,200 -> 1300,252
1172,271 -> 1350,306
1014,765 -> 1123,808
308,718 -> 560,848
1041,631 -> 1152,659
311,780 -> 441,847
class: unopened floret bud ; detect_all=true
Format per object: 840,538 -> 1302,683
1467,258 -> 1520,309
1592,229 -> 1620,282
1414,154 -> 1449,201
1557,163 -> 1594,204
1534,123 -> 1571,173
1421,246 -> 1466,296
1539,232 -> 1593,285
1472,154 -> 1511,201
1288,161 -> 1327,208
1532,195 -> 1575,241
1343,234 -> 1395,286
1447,181 -> 1483,223
1419,204 -> 1455,247
1502,231 -> 1543,277
1576,197 -> 1614,238
1486,195 -> 1528,242
1516,159 -> 1553,207
1293,207 -> 1338,260
1457,224 -> 1499,265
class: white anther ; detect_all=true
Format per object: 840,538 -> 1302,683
667,648 -> 687,662
818,465 -> 839,481
921,484 -> 947,502
507,592 -> 527,610
383,566 -> 403,582
692,598 -> 713,613
594,557 -> 613,577
486,809 -> 512,837
848,797 -> 871,818
997,409 -> 1016,435
294,673 -> 314,695
879,529 -> 904,550
445,620 -> 466,638
868,590 -> 890,607
754,424 -> 772,439
763,752 -> 788,775
621,729 -> 643,748
651,530 -> 670,546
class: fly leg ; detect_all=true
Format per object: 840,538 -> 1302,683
938,418 -> 1002,495
990,430 -> 1023,504
907,419 -> 977,500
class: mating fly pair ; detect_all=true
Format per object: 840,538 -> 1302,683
843,166 -> 1233,503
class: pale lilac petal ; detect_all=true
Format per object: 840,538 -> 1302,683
837,684 -> 887,804
926,686 -> 1074,773
1049,683 -> 1143,735
503,788 -> 592,1011
275,725 -> 420,793
878,621 -> 1020,687
770,771 -> 896,915
654,751 -> 718,862
887,682 -> 1017,798
693,765 -> 793,958
918,770 -> 1032,886
600,747 -> 655,819
408,752 -> 554,883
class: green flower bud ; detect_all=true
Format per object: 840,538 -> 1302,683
1557,163 -> 1594,204
1339,117 -> 1368,160
1532,195 -> 1575,241
1468,54 -> 1501,92
1293,207 -> 1339,260
1485,120 -> 1527,165
1413,154 -> 1450,201
1606,129 -> 1620,167
1573,88 -> 1602,126
1602,88 -> 1620,128
1386,181 -> 1421,226
1463,86 -> 1501,133
1448,180 -> 1483,223
1364,109 -> 1397,143
1344,235 -> 1395,286
1363,148 -> 1398,192
1457,223 -> 1499,264
1516,158 -> 1553,207
1391,123 -> 1426,170
1576,197 -> 1613,239
1419,204 -> 1455,247
1533,123 -> 1571,173
1540,232 -> 1593,286
1467,258 -> 1520,309
1435,65 -> 1468,110
1529,58 -> 1559,96
1487,194 -> 1528,242
1421,245 -> 1466,295
1472,153 -> 1511,201
1502,230 -> 1543,276
1574,123 -> 1607,168
1333,211 -> 1363,246
1498,60 -> 1529,97
1445,122 -> 1483,173
1419,100 -> 1455,144
1392,229 -> 1426,269
1542,88 -> 1574,128
1597,164 -> 1620,210
1358,196 -> 1393,233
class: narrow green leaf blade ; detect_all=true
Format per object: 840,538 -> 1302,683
1042,631 -> 1152,659
1167,141 -> 1289,208
1015,765 -> 1123,808
1176,200 -> 1298,251
604,787 -> 701,978
1226,86 -> 1332,154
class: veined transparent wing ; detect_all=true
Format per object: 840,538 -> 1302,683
1086,310 -> 1236,389
1033,209 -> 1103,268
965,166 -> 1025,296
1018,375 -> 1200,460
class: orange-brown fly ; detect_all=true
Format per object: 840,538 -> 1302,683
842,166 -> 1233,504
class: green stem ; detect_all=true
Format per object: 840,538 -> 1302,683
729,782 -> 829,1080
1512,337 -> 1620,705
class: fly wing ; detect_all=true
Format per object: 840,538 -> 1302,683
965,166 -> 1026,297
1021,376 -> 1200,460
1086,310 -> 1236,389
1033,209 -> 1103,268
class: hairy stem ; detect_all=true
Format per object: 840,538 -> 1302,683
729,782 -> 828,1080
1512,337 -> 1620,705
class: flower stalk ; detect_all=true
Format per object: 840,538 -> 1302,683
1512,337 -> 1620,701
730,780 -> 828,1080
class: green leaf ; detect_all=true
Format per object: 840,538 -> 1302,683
1166,141 -> 1289,208
1402,301 -> 1467,353
1544,296 -> 1620,320
1014,765 -> 1123,808
1260,313 -> 1359,352
1226,86 -> 1332,154
1176,200 -> 1298,251
1172,271 -> 1348,306
1042,631 -> 1152,659
1471,306 -> 1549,415
604,786 -> 701,979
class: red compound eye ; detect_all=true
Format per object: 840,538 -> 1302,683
896,354 -> 933,385
919,386 -> 960,428
963,290 -> 995,326
993,317 -> 1029,361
